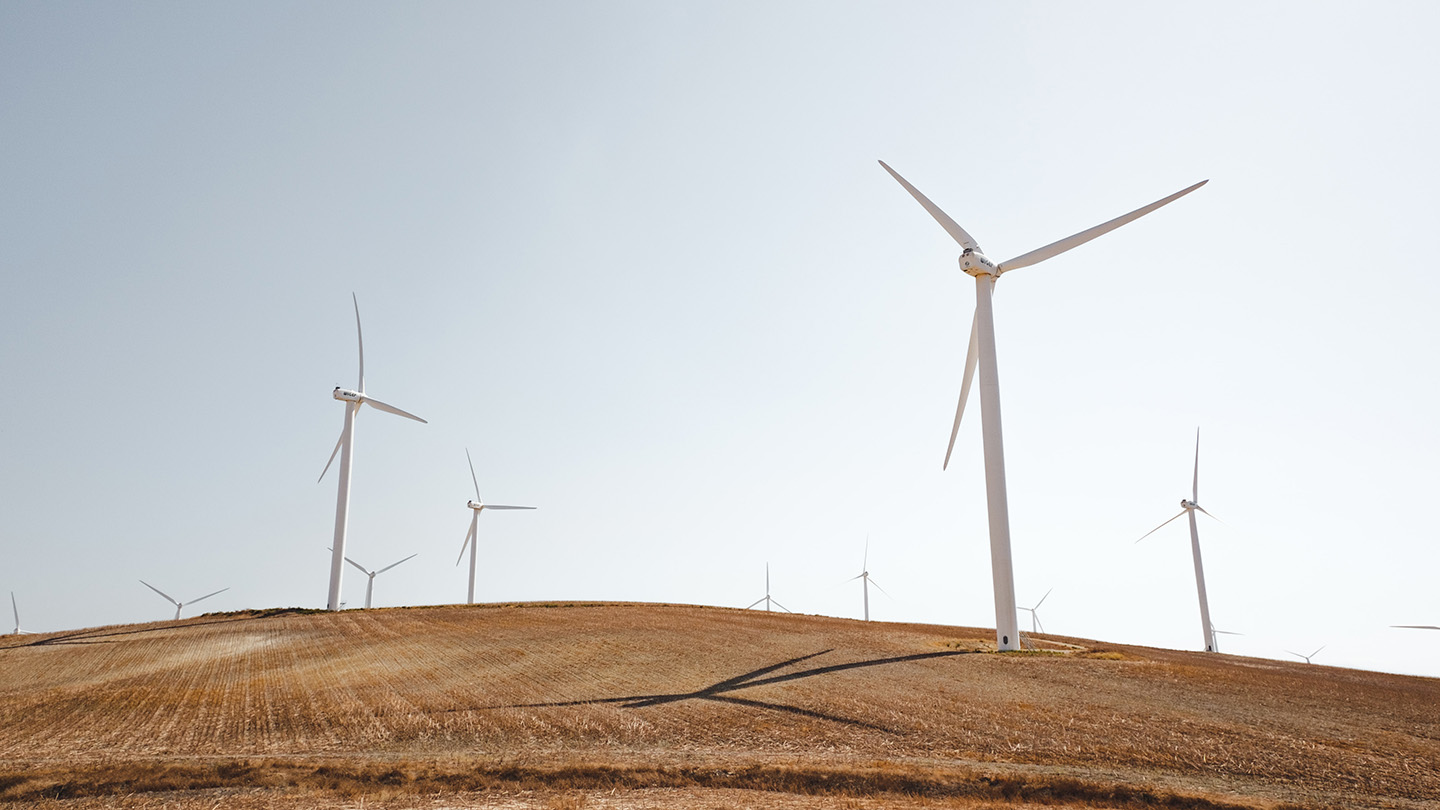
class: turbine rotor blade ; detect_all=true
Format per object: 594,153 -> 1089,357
1311,645 -> 1326,657
140,580 -> 179,606
770,599 -> 792,613
997,180 -> 1208,273
353,293 -> 364,392
466,448 -> 482,501
456,517 -> 477,566
1392,625 -> 1440,630
1136,511 -> 1188,543
1193,427 -> 1201,503
1034,588 -> 1053,610
1195,506 -> 1225,524
482,505 -> 536,510
877,161 -> 981,250
376,553 -> 418,575
318,430 -> 345,483
362,396 -> 427,424
344,556 -> 370,575
188,588 -> 229,606
744,597 -> 766,610
944,307 -> 980,471
869,578 -> 894,599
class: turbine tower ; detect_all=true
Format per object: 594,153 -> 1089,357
456,449 -> 534,604
1137,429 -> 1222,652
319,294 -> 427,612
139,580 -> 228,621
745,563 -> 791,613
881,161 -> 1205,651
344,553 -> 418,609
845,538 -> 890,621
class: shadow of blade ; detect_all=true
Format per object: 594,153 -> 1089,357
705,694 -> 895,733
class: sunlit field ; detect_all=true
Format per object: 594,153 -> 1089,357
1,603 -> 1435,808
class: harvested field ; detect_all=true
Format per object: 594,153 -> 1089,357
0,602 -> 1435,808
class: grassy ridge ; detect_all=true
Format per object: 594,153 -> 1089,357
0,602 -> 1436,808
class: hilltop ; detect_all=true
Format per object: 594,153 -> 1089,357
0,602 -> 1436,808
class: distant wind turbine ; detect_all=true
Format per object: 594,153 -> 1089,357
1285,645 -> 1325,664
746,564 -> 791,613
456,449 -> 534,604
1136,428 -> 1223,652
10,592 -> 35,635
1211,628 -> 1243,654
1019,588 -> 1053,634
880,161 -> 1206,651
846,537 -> 891,621
139,580 -> 228,621
344,553 -> 418,609
319,294 -> 427,612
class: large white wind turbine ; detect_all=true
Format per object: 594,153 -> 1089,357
139,580 -> 229,621
881,161 -> 1205,651
344,553 -> 418,609
319,294 -> 427,612
745,563 -> 791,613
456,449 -> 535,604
845,538 -> 890,621
10,592 -> 35,635
1136,429 -> 1223,652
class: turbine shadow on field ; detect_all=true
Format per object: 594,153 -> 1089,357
495,648 -> 975,732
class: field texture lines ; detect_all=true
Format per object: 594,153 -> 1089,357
0,602 -> 1436,808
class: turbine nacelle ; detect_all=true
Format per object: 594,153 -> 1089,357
333,387 -> 363,402
959,248 -> 998,278
1181,499 -> 1199,510
467,500 -> 485,511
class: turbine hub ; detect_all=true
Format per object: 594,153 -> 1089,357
467,500 -> 484,511
333,387 -> 363,402
1181,499 -> 1198,510
959,248 -> 998,278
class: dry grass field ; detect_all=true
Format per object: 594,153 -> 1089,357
0,602 -> 1436,809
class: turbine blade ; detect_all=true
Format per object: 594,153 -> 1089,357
1136,511 -> 1187,543
1195,506 -> 1225,524
877,160 -> 980,250
376,553 -> 418,575
456,517 -> 477,566
744,596 -> 766,610
1193,427 -> 1201,503
353,293 -> 364,392
1392,625 -> 1440,630
344,556 -> 370,575
944,308 -> 980,471
844,573 -> 866,583
997,180 -> 1207,273
1311,645 -> 1326,657
869,578 -> 894,599
188,587 -> 229,605
466,448 -> 482,501
770,599 -> 792,613
1034,588 -> 1053,610
862,534 -> 868,572
362,396 -> 427,424
11,592 -> 18,626
318,430 -> 344,483
140,580 -> 179,606
482,505 -> 536,510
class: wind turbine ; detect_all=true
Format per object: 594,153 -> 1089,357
846,538 -> 891,621
1137,428 -> 1223,652
1211,628 -> 1243,654
456,448 -> 535,604
10,592 -> 35,635
139,580 -> 229,621
344,553 -> 418,609
745,563 -> 791,613
319,294 -> 427,612
1285,645 -> 1325,664
1019,588 -> 1053,634
881,161 -> 1205,651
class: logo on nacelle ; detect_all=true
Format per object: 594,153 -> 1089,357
333,388 -> 363,402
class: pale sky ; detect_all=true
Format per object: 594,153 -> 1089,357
3,2 -> 1438,678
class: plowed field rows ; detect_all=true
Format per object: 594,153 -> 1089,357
0,603 -> 1436,808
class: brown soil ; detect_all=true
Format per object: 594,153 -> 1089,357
0,602 -> 1435,808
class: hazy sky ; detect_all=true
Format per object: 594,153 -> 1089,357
4,2 -> 1438,678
